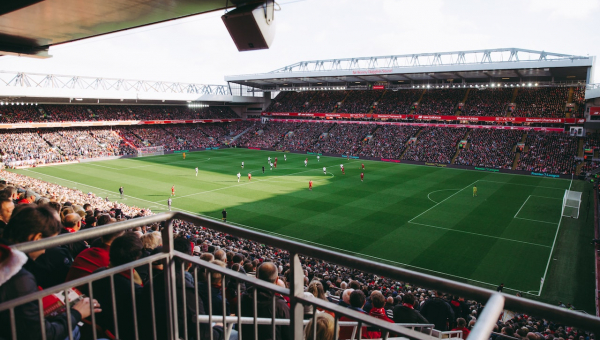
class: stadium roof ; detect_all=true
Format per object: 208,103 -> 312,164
0,71 -> 265,105
225,48 -> 595,91
0,0 -> 233,58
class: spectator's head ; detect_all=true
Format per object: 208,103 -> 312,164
256,261 -> 278,284
46,201 -> 61,213
349,290 -> 366,309
371,291 -> 386,308
109,232 -> 143,267
200,253 -> 214,262
402,293 -> 415,306
207,260 -> 227,285
386,296 -> 394,306
308,280 -> 327,300
97,214 -> 113,226
63,213 -> 82,231
214,249 -> 227,262
2,186 -> 17,200
232,253 -> 244,264
4,204 -> 62,260
0,197 -> 15,224
173,237 -> 193,270
342,289 -> 354,305
141,232 -> 161,250
304,313 -> 337,340
85,215 -> 97,227
457,318 -> 467,328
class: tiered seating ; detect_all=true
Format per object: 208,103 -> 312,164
358,125 -> 420,159
305,91 -> 348,113
336,90 -> 381,113
373,90 -> 422,114
455,129 -> 522,169
516,132 -> 577,174
402,127 -> 466,163
417,89 -> 466,115
572,86 -> 586,118
276,123 -> 332,151
311,124 -> 376,155
513,87 -> 569,118
265,91 -> 316,112
0,106 -> 43,123
233,122 -> 300,149
0,131 -> 62,167
461,88 -> 512,116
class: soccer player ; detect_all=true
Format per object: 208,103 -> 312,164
284,154 -> 287,161
340,164 -> 343,171
274,161 -> 277,168
361,172 -> 364,182
183,152 -> 186,160
309,180 -> 313,191
262,166 -> 265,174
275,157 -> 278,163
241,161 -> 244,169
268,156 -> 271,163
304,159 -> 308,167
317,155 -> 320,162
362,163 -> 365,170
167,198 -> 172,211
342,166 -> 345,175
473,186 -> 478,197
323,166 -> 326,174
119,186 -> 124,199
195,167 -> 198,177
248,173 -> 251,181
171,185 -> 175,196
237,172 -> 241,182
222,209 -> 227,222
270,162 -> 273,170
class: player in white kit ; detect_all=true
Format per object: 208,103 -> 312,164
284,154 -> 287,161
304,159 -> 308,167
268,156 -> 271,163
241,161 -> 244,169
317,155 -> 320,162
237,172 -> 241,182
323,167 -> 326,174
195,167 -> 198,176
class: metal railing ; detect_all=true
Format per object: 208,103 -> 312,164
2,212 -> 600,340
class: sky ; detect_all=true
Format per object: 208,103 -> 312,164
0,0 -> 599,85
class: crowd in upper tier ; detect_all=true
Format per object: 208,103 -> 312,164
455,129 -> 523,169
516,132 -> 578,174
0,105 -> 238,123
264,87 -> 579,118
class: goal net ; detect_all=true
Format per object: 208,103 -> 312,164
562,190 -> 582,219
137,146 -> 164,157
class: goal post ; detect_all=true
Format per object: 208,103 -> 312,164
562,190 -> 582,219
137,146 -> 164,157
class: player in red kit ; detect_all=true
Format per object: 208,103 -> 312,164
309,180 -> 313,191
360,172 -> 364,182
341,165 -> 345,175
361,163 -> 364,170
248,173 -> 251,181
274,160 -> 277,168
171,185 -> 175,196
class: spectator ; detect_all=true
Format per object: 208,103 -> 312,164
420,291 -> 455,331
393,293 -> 429,324
304,313 -> 338,340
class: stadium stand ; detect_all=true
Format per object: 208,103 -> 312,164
0,105 -> 238,123
455,129 -> 522,169
401,127 -> 467,163
516,132 -> 578,174
572,86 -> 587,118
311,124 -> 376,155
513,87 -> 569,118
265,91 -> 316,112
460,88 -> 512,117
305,91 -> 348,113
336,90 -> 381,113
373,89 -> 422,114
416,89 -> 467,116
276,122 -> 332,152
358,125 -> 420,159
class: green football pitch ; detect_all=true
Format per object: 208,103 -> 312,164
10,148 -> 595,312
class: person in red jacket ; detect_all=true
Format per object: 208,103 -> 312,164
309,180 -> 313,191
451,318 -> 470,339
65,230 -> 125,285
365,292 -> 395,338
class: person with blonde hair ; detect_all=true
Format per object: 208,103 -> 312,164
307,281 -> 335,317
304,312 -> 337,340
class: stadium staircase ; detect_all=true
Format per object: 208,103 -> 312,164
578,139 -> 585,158
456,89 -> 471,115
507,88 -> 519,117
566,88 -> 575,118
511,132 -> 528,169
411,90 -> 426,114
333,91 -> 352,113
369,90 -> 387,113
230,126 -> 255,144
399,128 -> 423,159
451,130 -> 470,164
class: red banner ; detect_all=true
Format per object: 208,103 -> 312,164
591,107 -> 600,116
372,85 -> 385,90
263,112 -> 583,124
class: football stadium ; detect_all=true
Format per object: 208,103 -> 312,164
1,1 -> 600,340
